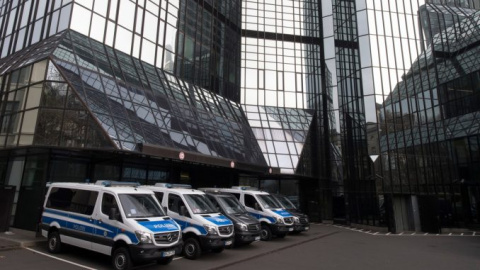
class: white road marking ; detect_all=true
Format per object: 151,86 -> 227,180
25,248 -> 97,270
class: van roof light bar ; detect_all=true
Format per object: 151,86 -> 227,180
199,188 -> 221,193
154,183 -> 192,189
231,186 -> 258,191
95,180 -> 140,187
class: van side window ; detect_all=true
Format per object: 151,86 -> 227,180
245,194 -> 257,209
102,193 -> 120,217
47,188 -> 97,215
231,193 -> 240,200
154,192 -> 164,204
168,194 -> 186,214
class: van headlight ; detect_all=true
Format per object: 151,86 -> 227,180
236,223 -> 248,231
203,224 -> 218,235
276,217 -> 284,224
135,231 -> 153,243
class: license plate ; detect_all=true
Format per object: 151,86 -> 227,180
305,227 -> 309,230
288,228 -> 293,231
162,250 -> 175,257
224,240 -> 233,246
254,236 -> 260,241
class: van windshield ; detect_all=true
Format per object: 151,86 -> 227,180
217,196 -> 247,215
119,194 -> 166,218
274,195 -> 296,210
184,194 -> 217,214
257,194 -> 283,209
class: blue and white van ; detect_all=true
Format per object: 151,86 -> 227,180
142,183 -> 234,260
217,186 -> 294,240
40,181 -> 182,270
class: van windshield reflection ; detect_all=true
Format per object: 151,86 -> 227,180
184,194 -> 217,214
217,196 -> 247,214
119,194 -> 165,218
257,194 -> 282,209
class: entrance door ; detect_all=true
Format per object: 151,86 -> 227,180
417,196 -> 440,233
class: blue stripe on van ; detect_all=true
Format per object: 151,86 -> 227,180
137,220 -> 179,233
173,219 -> 208,235
42,208 -> 138,244
248,212 -> 276,223
203,216 -> 232,226
273,209 -> 293,217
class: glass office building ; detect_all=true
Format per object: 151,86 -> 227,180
0,0 -> 264,231
2,0 -> 480,233
325,0 -> 480,232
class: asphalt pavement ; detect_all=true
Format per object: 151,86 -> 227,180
1,224 -> 480,270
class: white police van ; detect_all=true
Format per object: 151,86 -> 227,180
40,181 -> 182,270
217,186 -> 294,240
142,183 -> 234,260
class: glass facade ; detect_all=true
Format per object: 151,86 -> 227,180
0,0 -> 242,101
323,0 -> 480,231
0,30 -> 265,166
2,0 -> 480,233
243,105 -> 313,174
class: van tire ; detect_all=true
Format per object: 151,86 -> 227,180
112,247 -> 132,270
183,238 -> 201,260
157,256 -> 173,265
47,231 -> 62,253
260,224 -> 272,241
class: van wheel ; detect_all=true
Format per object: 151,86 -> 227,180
47,231 -> 62,253
112,247 -> 132,270
157,256 -> 173,265
260,224 -> 272,241
183,238 -> 201,260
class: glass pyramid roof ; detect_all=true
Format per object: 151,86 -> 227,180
0,30 -> 267,167
243,105 -> 314,174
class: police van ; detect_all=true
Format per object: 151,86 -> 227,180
141,184 -> 234,260
217,187 -> 294,240
40,181 -> 182,270
200,188 -> 261,245
271,193 -> 309,233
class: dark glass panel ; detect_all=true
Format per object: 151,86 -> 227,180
41,82 -> 67,108
33,109 -> 63,146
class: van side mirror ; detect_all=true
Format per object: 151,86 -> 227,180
163,206 -> 168,213
254,203 -> 261,211
109,208 -> 121,221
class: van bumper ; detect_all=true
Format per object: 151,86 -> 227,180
129,241 -> 182,262
271,224 -> 294,235
235,231 -> 261,243
293,223 -> 310,232
198,235 -> 233,250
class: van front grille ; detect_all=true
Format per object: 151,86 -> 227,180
218,225 -> 233,235
283,217 -> 294,225
247,224 -> 260,231
300,217 -> 309,224
154,231 -> 180,244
